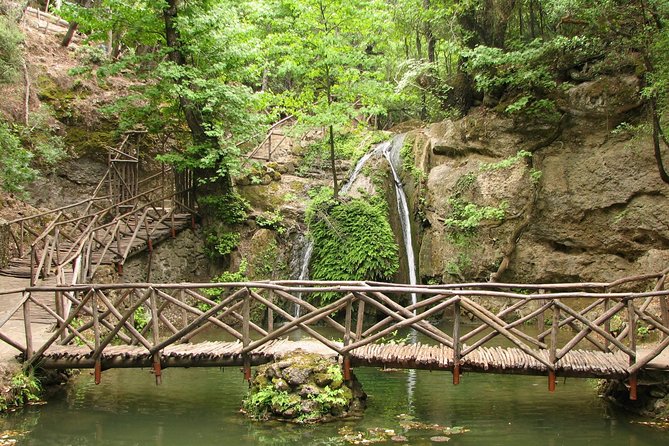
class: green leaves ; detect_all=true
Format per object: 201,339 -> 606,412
306,188 -> 399,303
0,121 -> 37,196
0,14 -> 23,85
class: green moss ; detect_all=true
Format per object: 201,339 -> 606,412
249,240 -> 288,280
63,125 -> 117,159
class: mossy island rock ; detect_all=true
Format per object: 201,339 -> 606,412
242,352 -> 366,423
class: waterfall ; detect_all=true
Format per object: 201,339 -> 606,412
294,145 -> 383,317
381,134 -> 418,308
295,241 -> 314,317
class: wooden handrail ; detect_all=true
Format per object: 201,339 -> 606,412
1,275 -> 667,387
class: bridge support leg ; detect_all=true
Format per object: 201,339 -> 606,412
343,356 -> 352,381
629,373 -> 637,401
153,362 -> 162,385
153,356 -> 162,385
94,360 -> 102,385
548,370 -> 556,392
243,357 -> 251,382
453,363 -> 460,385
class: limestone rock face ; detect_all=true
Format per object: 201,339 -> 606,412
123,229 -> 210,283
414,74 -> 669,284
243,352 -> 366,423
565,75 -> 642,118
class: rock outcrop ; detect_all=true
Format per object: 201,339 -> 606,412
409,75 -> 669,284
243,352 -> 366,423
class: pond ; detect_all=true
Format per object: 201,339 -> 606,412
1,364 -> 666,445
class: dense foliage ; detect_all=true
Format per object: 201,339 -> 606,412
4,0 -> 669,192
306,188 -> 399,302
50,0 -> 669,186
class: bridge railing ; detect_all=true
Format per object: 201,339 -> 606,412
4,170 -> 112,264
3,163 -> 197,285
1,273 -> 667,394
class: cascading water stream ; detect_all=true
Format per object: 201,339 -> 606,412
381,134 -> 418,308
295,145 -> 383,317
295,241 -> 314,317
381,134 -> 419,409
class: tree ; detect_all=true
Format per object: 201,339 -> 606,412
64,0 -> 261,188
265,0 -> 393,197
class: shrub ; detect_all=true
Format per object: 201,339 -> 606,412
198,192 -> 250,225
0,14 -> 23,85
0,121 -> 37,195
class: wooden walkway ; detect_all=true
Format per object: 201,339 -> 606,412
1,160 -> 196,284
1,277 -> 668,398
1,213 -> 192,279
37,339 -> 632,379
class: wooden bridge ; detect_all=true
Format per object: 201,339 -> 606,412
1,272 -> 668,400
0,142 -> 197,286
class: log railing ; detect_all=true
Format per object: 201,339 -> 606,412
3,162 -> 198,285
5,170 -> 112,262
1,274 -> 667,396
28,186 -> 197,284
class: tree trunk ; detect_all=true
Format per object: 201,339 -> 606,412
163,0 -> 229,190
61,22 -> 78,46
424,0 -> 436,63
329,125 -> 339,198
650,98 -> 669,184
324,62 -> 339,198
61,0 -> 91,47
22,59 -> 30,125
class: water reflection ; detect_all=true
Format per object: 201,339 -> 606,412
1,367 -> 667,446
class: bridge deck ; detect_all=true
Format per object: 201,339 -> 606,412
38,339 -> 630,379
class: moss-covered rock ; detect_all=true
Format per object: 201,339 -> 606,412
243,352 -> 366,423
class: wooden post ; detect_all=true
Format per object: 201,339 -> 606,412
150,289 -> 162,385
267,290 -> 274,333
23,292 -> 33,361
629,373 -> 638,401
604,298 -> 611,352
30,247 -> 35,287
242,289 -> 251,381
548,301 -> 560,392
93,291 -> 101,384
660,296 -> 669,340
19,221 -> 24,258
55,288 -> 64,342
343,299 -> 353,381
453,300 -> 461,385
355,299 -> 365,340
179,290 -> 188,331
537,290 -> 545,333
627,299 -> 637,400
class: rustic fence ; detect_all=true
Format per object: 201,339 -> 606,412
1,272 -> 667,398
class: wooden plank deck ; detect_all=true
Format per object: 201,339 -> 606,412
37,339 -> 633,379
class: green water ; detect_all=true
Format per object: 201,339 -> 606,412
1,365 -> 667,445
